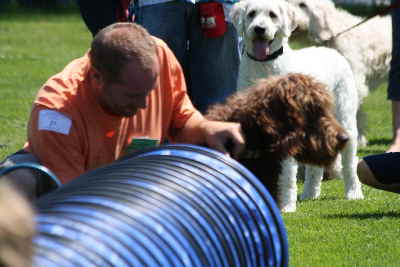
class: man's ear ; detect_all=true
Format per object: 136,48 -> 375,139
88,51 -> 104,88
89,65 -> 104,89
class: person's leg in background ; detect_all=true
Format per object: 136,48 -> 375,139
357,153 -> 400,194
77,0 -> 120,36
188,3 -> 240,113
133,2 -> 190,79
387,0 -> 400,152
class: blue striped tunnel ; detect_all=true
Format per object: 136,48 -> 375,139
33,144 -> 289,267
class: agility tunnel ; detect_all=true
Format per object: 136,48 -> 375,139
32,144 -> 289,267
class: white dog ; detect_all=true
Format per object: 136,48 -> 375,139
231,0 -> 364,212
286,0 -> 392,147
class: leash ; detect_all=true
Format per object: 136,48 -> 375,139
328,0 -> 400,41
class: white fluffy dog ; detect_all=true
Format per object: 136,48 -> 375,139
286,0 -> 392,147
231,0 -> 364,212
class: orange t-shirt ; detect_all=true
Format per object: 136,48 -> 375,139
25,37 -> 203,184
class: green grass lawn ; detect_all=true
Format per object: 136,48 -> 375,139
0,5 -> 90,155
0,6 -> 399,267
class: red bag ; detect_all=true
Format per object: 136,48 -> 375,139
198,2 -> 227,38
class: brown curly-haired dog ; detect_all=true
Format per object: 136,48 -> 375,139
206,73 -> 349,211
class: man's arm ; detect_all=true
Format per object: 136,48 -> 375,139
26,106 -> 86,184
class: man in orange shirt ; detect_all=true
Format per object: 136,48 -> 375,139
0,22 -> 245,199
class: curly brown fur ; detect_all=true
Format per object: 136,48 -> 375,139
206,73 -> 348,200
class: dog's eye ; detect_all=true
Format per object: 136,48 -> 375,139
248,10 -> 256,18
299,2 -> 307,9
269,11 -> 277,19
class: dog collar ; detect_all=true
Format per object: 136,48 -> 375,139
246,46 -> 284,62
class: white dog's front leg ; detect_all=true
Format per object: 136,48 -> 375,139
301,166 -> 324,200
341,138 -> 364,200
278,157 -> 298,212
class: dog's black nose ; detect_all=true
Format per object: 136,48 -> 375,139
254,26 -> 266,35
337,133 -> 349,144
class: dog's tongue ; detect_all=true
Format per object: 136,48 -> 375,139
252,40 -> 270,60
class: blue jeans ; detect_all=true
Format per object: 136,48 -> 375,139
388,0 -> 400,100
134,2 -> 240,113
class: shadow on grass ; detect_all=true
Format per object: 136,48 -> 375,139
324,211 -> 400,220
317,196 -> 340,201
297,195 -> 340,201
358,138 -> 391,155
367,138 -> 392,146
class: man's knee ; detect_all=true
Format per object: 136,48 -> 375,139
0,150 -> 41,200
357,160 -> 378,186
0,150 -> 60,200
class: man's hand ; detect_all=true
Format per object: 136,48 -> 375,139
199,120 -> 245,158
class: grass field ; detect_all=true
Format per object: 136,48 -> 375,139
0,5 -> 399,267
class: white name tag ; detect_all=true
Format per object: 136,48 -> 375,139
38,110 -> 72,135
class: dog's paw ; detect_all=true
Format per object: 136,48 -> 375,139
345,189 -> 364,200
299,190 -> 320,200
280,204 -> 297,213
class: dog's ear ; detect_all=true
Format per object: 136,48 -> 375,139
230,0 -> 248,37
278,1 -> 298,38
307,1 -> 336,42
257,109 -> 302,156
256,96 -> 303,156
